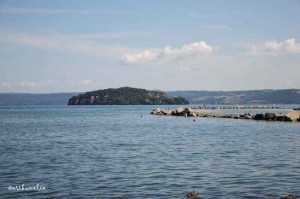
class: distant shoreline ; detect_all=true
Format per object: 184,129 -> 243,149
1,88 -> 300,106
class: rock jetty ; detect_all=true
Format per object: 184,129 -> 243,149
151,107 -> 300,122
192,105 -> 292,110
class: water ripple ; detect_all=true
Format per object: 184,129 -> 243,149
0,105 -> 299,198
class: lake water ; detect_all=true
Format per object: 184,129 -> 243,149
0,105 -> 299,199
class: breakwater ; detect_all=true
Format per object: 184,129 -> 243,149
190,105 -> 300,110
151,107 -> 300,122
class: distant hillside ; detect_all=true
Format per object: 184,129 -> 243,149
0,89 -> 299,106
0,93 -> 80,106
166,89 -> 300,104
68,87 -> 189,105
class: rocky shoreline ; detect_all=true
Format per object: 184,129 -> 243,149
189,105 -> 300,110
151,107 -> 300,122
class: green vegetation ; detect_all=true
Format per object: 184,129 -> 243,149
68,87 -> 189,105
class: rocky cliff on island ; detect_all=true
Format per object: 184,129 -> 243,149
68,87 -> 189,105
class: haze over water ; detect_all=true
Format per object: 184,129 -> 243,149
1,105 -> 299,198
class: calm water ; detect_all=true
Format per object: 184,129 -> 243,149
0,105 -> 299,199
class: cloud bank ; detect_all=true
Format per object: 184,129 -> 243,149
71,80 -> 94,88
122,41 -> 215,64
1,29 -> 299,67
0,30 -> 216,64
247,38 -> 300,55
1,80 -> 54,89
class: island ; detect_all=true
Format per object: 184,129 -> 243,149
67,87 -> 189,105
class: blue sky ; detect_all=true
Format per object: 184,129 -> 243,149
0,0 -> 300,92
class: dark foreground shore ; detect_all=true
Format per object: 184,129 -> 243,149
185,191 -> 298,199
151,107 -> 300,122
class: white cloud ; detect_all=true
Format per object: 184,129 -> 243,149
122,50 -> 158,64
79,80 -> 93,87
1,82 -> 14,87
1,80 -> 54,89
19,80 -> 54,89
247,38 -> 300,55
178,65 -> 191,72
181,42 -> 214,53
72,80 -> 94,88
1,80 -> 96,90
122,41 -> 215,64
19,81 -> 38,89
285,38 -> 300,53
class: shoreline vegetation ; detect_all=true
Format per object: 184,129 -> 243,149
151,106 -> 300,122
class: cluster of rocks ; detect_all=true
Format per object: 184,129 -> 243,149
151,107 -> 300,122
151,107 -> 194,117
280,195 -> 298,199
193,105 -> 290,110
253,112 -> 300,121
293,107 -> 300,111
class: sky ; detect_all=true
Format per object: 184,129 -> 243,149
0,0 -> 300,93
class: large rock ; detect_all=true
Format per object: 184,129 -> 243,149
174,107 -> 193,116
161,109 -> 172,115
196,112 -> 205,117
284,111 -> 300,122
253,113 -> 265,120
186,191 -> 198,198
275,113 -> 284,121
151,108 -> 161,115
184,107 -> 192,113
240,113 -> 252,119
265,113 -> 276,120
233,115 -> 239,119
175,107 -> 185,115
280,195 -> 297,199
188,111 -> 197,117
217,113 -> 226,118
184,108 -> 193,116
